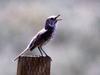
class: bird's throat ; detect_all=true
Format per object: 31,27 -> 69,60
45,26 -> 55,32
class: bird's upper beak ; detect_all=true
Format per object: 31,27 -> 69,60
55,14 -> 62,21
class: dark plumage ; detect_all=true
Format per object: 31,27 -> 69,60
29,30 -> 53,51
14,14 -> 61,61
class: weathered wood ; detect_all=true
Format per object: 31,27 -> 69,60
17,56 -> 51,75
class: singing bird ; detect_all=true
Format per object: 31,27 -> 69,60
14,15 -> 61,61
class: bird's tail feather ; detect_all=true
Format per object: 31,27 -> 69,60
14,48 -> 29,61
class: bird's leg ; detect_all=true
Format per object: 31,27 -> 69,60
38,47 -> 43,56
40,47 -> 48,56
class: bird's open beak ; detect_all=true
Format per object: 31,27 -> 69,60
55,14 -> 62,21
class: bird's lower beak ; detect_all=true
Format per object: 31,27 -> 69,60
57,19 -> 62,21
55,14 -> 62,21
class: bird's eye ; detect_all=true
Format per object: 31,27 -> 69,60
50,18 -> 54,20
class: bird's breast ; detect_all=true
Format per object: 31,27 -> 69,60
40,30 -> 54,46
42,30 -> 53,41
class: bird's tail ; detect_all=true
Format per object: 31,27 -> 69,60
14,48 -> 29,61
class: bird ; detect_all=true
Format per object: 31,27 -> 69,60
14,14 -> 62,61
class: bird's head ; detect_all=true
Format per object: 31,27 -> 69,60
45,14 -> 61,30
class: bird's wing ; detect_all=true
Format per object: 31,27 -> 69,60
27,28 -> 47,50
31,28 -> 54,48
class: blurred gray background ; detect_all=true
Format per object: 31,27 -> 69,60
0,0 -> 100,75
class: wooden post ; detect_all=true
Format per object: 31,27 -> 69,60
17,56 -> 51,75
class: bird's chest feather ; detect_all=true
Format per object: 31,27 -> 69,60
41,30 -> 53,41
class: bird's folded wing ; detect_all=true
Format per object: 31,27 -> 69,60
26,28 -> 47,49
